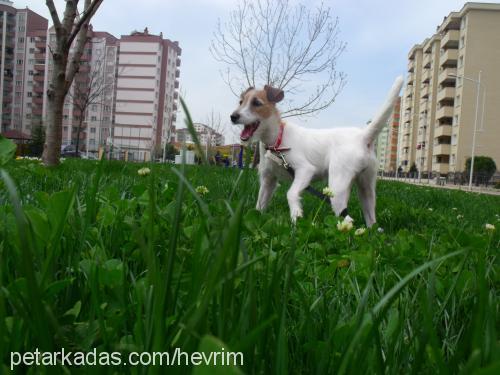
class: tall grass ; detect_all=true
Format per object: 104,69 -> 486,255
0,136 -> 499,373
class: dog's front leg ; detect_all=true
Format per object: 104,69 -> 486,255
286,169 -> 314,223
256,174 -> 278,211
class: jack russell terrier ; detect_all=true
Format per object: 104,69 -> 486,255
230,76 -> 403,227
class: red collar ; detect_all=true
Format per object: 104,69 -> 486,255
266,122 -> 290,152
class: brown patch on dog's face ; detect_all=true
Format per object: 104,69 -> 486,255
238,86 -> 284,121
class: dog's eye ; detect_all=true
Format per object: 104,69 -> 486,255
252,98 -> 262,107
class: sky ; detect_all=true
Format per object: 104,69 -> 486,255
16,0 -> 499,143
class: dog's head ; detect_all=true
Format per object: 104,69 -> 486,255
230,85 -> 284,143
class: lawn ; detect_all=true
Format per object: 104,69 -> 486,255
1,155 -> 499,374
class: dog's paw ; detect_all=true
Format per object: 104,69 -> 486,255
290,207 -> 303,223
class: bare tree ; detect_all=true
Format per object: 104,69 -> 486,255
43,0 -> 104,166
66,58 -> 108,156
211,0 -> 346,118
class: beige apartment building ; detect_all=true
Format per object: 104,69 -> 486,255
376,96 -> 401,173
398,2 -> 500,176
113,28 -> 181,161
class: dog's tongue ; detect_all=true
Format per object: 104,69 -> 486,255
240,122 -> 259,141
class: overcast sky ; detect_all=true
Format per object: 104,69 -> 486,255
17,0 -> 498,143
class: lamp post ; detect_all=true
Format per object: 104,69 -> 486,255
448,70 -> 482,191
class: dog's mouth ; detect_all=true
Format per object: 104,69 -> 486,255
240,121 -> 260,142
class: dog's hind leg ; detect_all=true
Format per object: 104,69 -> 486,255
256,174 -> 278,211
328,164 -> 355,222
355,166 -> 377,227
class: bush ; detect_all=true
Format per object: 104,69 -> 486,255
465,156 -> 497,183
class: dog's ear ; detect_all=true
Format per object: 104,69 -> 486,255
264,85 -> 284,103
241,87 -> 254,98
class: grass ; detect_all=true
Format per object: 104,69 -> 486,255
0,154 -> 499,374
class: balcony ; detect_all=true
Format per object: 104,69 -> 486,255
176,58 -> 181,67
433,162 -> 449,174
33,75 -> 45,82
32,107 -> 43,116
175,69 -> 180,78
408,59 -> 415,72
174,80 -> 179,89
33,97 -> 44,105
173,91 -> 178,99
434,125 -> 452,137
34,53 -> 46,60
437,87 -> 455,103
438,67 -> 457,84
407,73 -> 414,85
436,106 -> 454,120
441,30 -> 460,49
433,143 -> 451,155
440,49 -> 458,67
33,85 -> 44,94
423,53 -> 431,68
421,69 -> 431,84
34,64 -> 45,71
35,41 -> 46,49
421,85 -> 429,98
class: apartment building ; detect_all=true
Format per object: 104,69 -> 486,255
0,0 -> 47,135
398,2 -> 500,176
176,123 -> 225,147
113,28 -> 181,161
376,96 -> 401,173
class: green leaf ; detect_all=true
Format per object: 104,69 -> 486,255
0,135 -> 16,165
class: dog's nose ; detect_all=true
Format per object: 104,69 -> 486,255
230,112 -> 240,123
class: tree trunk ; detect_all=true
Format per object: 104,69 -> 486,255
42,55 -> 67,166
75,116 -> 84,157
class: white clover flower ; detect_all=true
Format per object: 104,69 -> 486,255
452,207 -> 458,211
137,167 -> 151,176
428,208 -> 433,212
322,187 -> 334,198
485,223 -> 495,232
377,227 -> 384,233
457,214 -> 464,220
337,218 -> 353,232
195,185 -> 209,195
354,227 -> 366,236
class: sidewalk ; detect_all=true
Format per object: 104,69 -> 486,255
378,176 -> 500,196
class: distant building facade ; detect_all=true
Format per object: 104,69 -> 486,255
398,2 -> 500,176
0,0 -> 48,135
176,123 -> 225,146
376,96 -> 401,173
113,28 -> 181,161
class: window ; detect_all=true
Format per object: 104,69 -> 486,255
28,70 -> 34,76
458,55 -> 464,68
91,104 -> 97,111
27,92 -> 32,97
16,59 -> 23,65
453,115 -> 459,126
18,26 -> 25,32
15,80 -> 22,87
90,127 -> 96,133
91,116 -> 97,121
29,48 -> 35,54
455,95 -> 460,107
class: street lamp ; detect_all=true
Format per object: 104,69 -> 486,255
448,70 -> 482,191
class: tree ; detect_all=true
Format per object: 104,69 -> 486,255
211,0 -> 346,117
465,156 -> 497,183
67,59 -> 109,156
43,0 -> 104,166
409,162 -> 418,175
29,125 -> 45,157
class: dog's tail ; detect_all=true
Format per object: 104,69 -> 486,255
363,76 -> 404,144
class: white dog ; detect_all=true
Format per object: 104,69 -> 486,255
230,76 -> 403,226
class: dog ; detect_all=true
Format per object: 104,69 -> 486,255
230,76 -> 403,226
